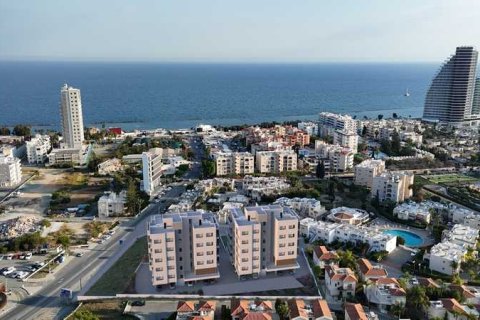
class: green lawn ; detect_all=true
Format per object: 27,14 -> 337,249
86,236 -> 147,296
426,174 -> 479,185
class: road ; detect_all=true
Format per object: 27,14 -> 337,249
1,136 -> 204,320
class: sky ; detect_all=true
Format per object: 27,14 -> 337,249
1,0 -> 480,63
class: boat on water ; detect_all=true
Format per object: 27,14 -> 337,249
404,88 -> 410,97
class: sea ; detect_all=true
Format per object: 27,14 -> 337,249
0,62 -> 438,131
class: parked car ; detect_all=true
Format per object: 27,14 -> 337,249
5,254 -> 13,260
15,271 -> 29,279
75,252 -> 84,257
131,300 -> 145,307
2,267 -> 15,276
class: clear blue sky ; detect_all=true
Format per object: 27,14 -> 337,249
1,0 -> 479,62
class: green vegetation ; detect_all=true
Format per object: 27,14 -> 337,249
87,237 -> 147,295
70,302 -> 137,320
12,124 -> 31,136
0,127 -> 10,135
84,221 -> 111,238
379,131 -> 415,157
175,164 -> 189,177
426,174 -> 479,185
274,299 -> 289,320
201,159 -> 215,178
50,190 -> 72,207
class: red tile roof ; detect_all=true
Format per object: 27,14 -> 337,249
177,301 -> 195,313
312,299 -> 332,318
344,303 -> 368,320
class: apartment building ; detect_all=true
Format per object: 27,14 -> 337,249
442,224 -> 478,247
227,205 -> 299,278
325,264 -> 357,300
214,152 -> 254,176
48,148 -> 84,166
97,191 -> 126,218
301,219 -> 397,253
26,134 -> 51,164
255,150 -> 297,174
318,112 -> 357,137
354,159 -> 386,188
371,171 -> 414,203
327,207 -> 370,225
393,201 -> 440,224
274,197 -> 326,219
60,84 -> 85,149
142,148 -> 164,195
365,278 -> 406,310
429,241 -> 467,275
286,130 -> 310,147
241,175 -> 291,201
0,156 -> 22,187
334,130 -> 359,153
315,141 -> 354,172
147,212 -> 219,287
297,121 -> 318,136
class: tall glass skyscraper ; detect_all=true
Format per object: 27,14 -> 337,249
472,78 -> 480,116
423,46 -> 478,124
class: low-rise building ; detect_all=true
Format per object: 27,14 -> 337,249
298,122 -> 319,137
147,212 -> 219,287
231,299 -> 273,320
241,175 -> 290,201
313,246 -> 338,269
97,158 -> 122,176
26,134 -> 51,164
442,224 -> 478,247
357,258 -> 388,281
334,129 -> 359,153
327,207 -> 370,225
428,299 -> 479,320
449,284 -> 480,305
97,191 -> 126,217
274,197 -> 326,218
48,148 -> 83,166
288,299 -> 333,320
364,278 -> 406,310
393,201 -> 437,224
371,171 -> 414,203
302,219 -> 397,253
325,264 -> 357,300
345,303 -> 379,320
176,300 -> 216,320
354,159 -> 386,188
428,241 -> 467,275
227,205 -> 299,278
0,156 -> 22,187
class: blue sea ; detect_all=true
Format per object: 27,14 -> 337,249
0,62 -> 437,131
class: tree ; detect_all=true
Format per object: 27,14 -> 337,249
315,161 -> 325,179
450,261 -> 459,275
406,286 -> 429,318
361,125 -> 367,137
126,179 -> 140,214
0,127 -> 10,135
391,303 -> 405,319
338,250 -> 356,269
275,299 -> 289,320
392,112 -> 398,119
391,130 -> 401,155
12,124 -> 31,137
56,234 -> 70,250
377,114 -> 384,121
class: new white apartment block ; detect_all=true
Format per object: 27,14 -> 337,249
451,206 -> 480,229
97,191 -> 127,218
371,171 -> 414,203
147,212 -> 219,287
241,176 -> 290,201
333,130 -> 359,153
142,148 -> 164,195
0,156 -> 22,187
60,84 -> 85,149
442,224 -> 478,247
26,134 -> 51,164
429,241 -> 467,275
325,265 -> 357,300
302,219 -> 397,253
274,197 -> 326,218
315,141 -> 354,172
318,112 -> 357,137
227,205 -> 299,277
354,159 -> 386,188
255,150 -> 297,174
297,121 -> 319,136
393,201 -> 436,224
214,152 -> 254,176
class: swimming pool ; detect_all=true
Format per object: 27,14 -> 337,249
382,229 -> 423,247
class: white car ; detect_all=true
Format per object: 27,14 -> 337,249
16,271 -> 29,279
2,267 -> 15,276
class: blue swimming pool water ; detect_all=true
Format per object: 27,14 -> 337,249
382,229 -> 423,247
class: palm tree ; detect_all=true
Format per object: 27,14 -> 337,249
450,260 -> 459,275
406,286 -> 429,316
390,303 -> 405,319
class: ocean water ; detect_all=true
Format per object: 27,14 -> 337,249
0,62 -> 437,131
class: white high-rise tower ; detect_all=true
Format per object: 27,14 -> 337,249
60,84 -> 84,149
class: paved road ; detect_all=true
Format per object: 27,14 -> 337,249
1,185 -> 184,320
